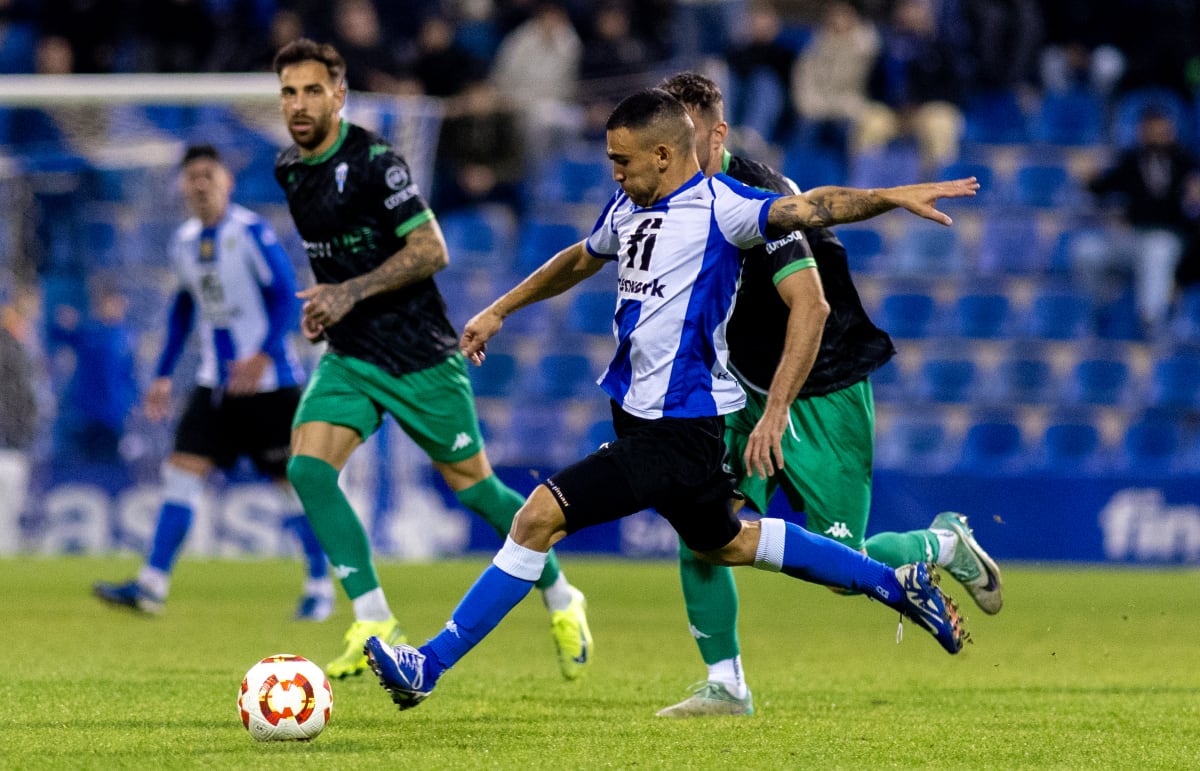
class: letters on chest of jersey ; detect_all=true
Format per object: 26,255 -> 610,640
617,215 -> 668,299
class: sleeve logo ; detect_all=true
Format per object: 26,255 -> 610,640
385,165 -> 409,191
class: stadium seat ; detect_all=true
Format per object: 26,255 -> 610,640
1066,357 -> 1133,407
782,142 -> 846,190
1027,290 -> 1093,340
891,222 -> 961,275
957,417 -> 1027,473
1038,420 -> 1107,474
539,153 -> 614,206
467,352 -> 519,398
868,357 -> 907,402
831,226 -> 884,273
566,289 -> 617,337
439,206 -> 516,272
1117,413 -> 1182,474
501,405 -> 575,467
1148,350 -> 1200,410
879,292 -> 937,339
963,88 -> 1030,144
528,353 -> 597,401
874,413 -> 957,472
515,220 -> 582,276
977,217 -> 1046,275
936,161 -> 994,206
1168,289 -> 1200,343
1032,87 -> 1106,145
988,355 -> 1055,405
578,418 -> 618,457
1013,164 -> 1073,209
848,144 -> 921,191
950,293 -> 1012,339
917,357 -> 977,403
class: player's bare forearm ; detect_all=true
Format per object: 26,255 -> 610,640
342,221 -> 449,304
768,177 -> 979,230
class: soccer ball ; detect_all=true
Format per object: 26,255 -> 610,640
237,654 -> 333,741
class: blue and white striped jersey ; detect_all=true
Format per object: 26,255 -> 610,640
585,172 -> 782,419
160,203 -> 304,392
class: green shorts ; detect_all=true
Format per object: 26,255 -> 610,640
293,351 -> 485,464
726,378 -> 875,550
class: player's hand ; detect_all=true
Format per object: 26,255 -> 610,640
300,312 -> 326,341
297,283 -> 356,330
144,377 -> 173,422
881,176 -> 980,226
744,408 -> 789,480
226,352 -> 269,396
460,308 -> 504,366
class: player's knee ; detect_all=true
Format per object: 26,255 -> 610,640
510,487 -> 567,550
286,455 -> 336,498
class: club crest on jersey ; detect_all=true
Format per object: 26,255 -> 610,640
334,162 -> 349,194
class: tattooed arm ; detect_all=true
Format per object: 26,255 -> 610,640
767,176 -> 980,232
296,218 -> 449,335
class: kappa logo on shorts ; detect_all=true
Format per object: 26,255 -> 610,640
450,432 -> 472,452
824,522 -> 854,539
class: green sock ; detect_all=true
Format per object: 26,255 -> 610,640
456,474 -> 561,591
286,455 -> 381,600
864,529 -> 939,568
677,538 -> 740,665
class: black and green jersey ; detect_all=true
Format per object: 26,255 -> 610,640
275,121 -> 458,376
723,152 -> 895,396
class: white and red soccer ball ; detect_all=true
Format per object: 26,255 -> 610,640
237,654 -> 333,741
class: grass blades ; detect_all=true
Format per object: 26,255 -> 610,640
3,557 -> 1198,769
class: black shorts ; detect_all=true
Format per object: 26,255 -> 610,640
543,401 -> 742,552
174,386 -> 301,477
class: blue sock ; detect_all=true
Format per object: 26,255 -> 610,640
423,565 -> 535,680
283,514 -> 328,580
779,521 -> 902,606
146,502 -> 192,573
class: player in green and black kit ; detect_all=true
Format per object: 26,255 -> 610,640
655,72 -> 1004,717
272,39 -> 592,680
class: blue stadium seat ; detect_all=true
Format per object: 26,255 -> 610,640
1117,413 -> 1182,474
566,289 -> 617,337
950,293 -> 1012,339
439,206 -> 516,272
988,355 -> 1055,405
468,352 -> 519,398
958,417 -> 1027,473
1148,350 -> 1200,410
1014,164 -> 1073,208
502,405 -> 575,467
963,88 -> 1030,144
1027,290 -> 1093,340
528,353 -> 597,401
1038,420 -> 1106,474
515,220 -> 582,276
832,226 -> 884,273
937,161 -> 994,207
538,154 -> 613,206
917,357 -> 977,403
868,357 -> 906,402
875,413 -> 957,472
879,292 -> 937,339
1032,87 -> 1106,145
1168,288 -> 1200,343
1066,357 -> 1133,407
848,144 -> 921,190
782,143 -> 846,190
892,222 -> 961,275
578,418 -> 617,457
977,217 -> 1046,275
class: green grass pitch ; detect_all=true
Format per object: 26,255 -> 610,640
2,556 -> 1198,769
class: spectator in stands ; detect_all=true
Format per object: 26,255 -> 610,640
0,283 -> 39,555
580,2 -> 653,83
1039,0 -> 1125,97
857,0 -> 967,171
0,0 -> 38,74
330,0 -> 416,94
1084,107 -> 1200,334
132,0 -> 217,73
672,0 -> 746,59
790,1 -> 879,176
965,0 -> 1043,98
490,1 -> 582,158
431,78 -> 526,215
410,14 -> 485,98
723,1 -> 795,147
39,0 -> 121,73
48,277 -> 138,468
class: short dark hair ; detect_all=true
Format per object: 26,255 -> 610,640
606,88 -> 695,152
181,143 -> 221,167
659,71 -> 724,123
272,38 -> 346,87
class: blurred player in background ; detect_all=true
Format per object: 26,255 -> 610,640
654,72 -> 1003,717
271,39 -> 592,680
362,89 -> 980,713
94,144 -> 333,621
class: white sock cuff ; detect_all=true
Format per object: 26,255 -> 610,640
162,464 -> 205,507
493,536 -> 548,582
754,518 -> 786,572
